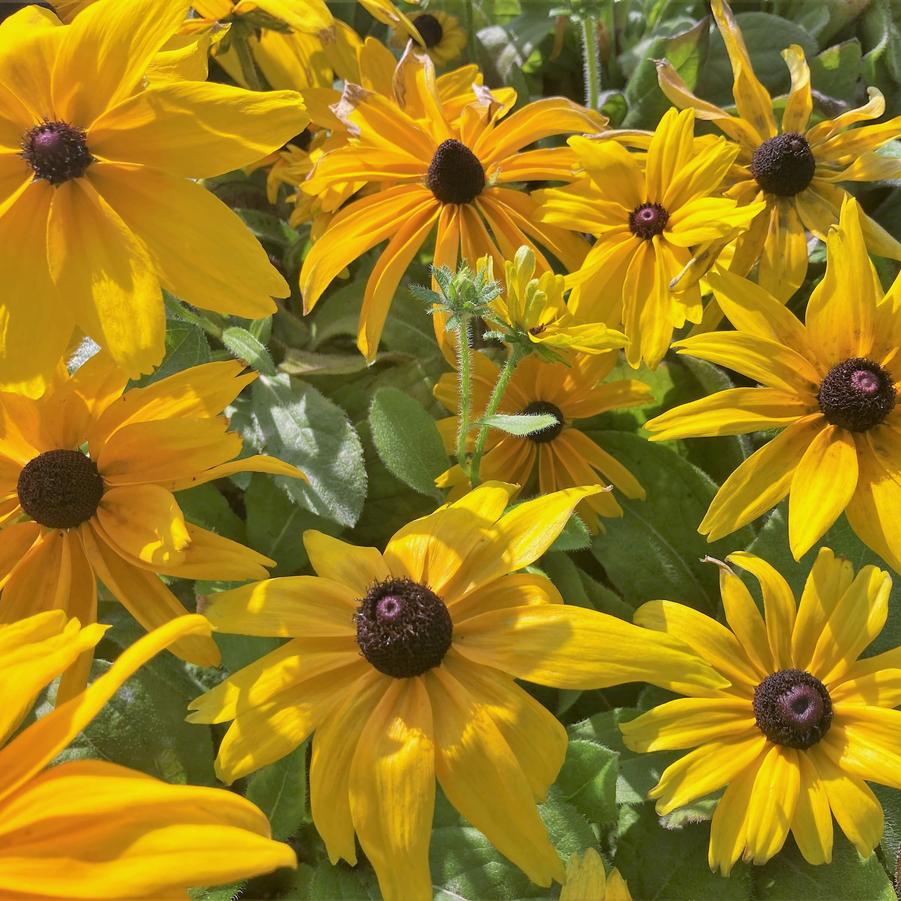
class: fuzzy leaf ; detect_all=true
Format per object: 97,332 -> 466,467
221,326 -> 276,376
480,412 -> 559,437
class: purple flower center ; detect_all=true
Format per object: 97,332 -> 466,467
21,120 -> 94,185
753,669 -> 832,749
628,202 -> 669,240
818,357 -> 895,432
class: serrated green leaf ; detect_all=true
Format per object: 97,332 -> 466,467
246,743 -> 308,841
136,320 -> 211,385
546,512 -> 592,553
369,388 -> 449,500
176,483 -> 246,543
250,373 -> 367,528
221,325 -> 277,376
556,737 -> 619,827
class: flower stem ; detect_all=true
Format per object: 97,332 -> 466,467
580,15 -> 601,111
463,0 -> 476,64
233,34 -> 265,91
469,345 -> 525,486
455,317 -> 473,475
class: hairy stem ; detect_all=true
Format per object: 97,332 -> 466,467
233,34 -> 265,91
581,15 -> 601,111
455,317 -> 473,476
469,345 -> 525,486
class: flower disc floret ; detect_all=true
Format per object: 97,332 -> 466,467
17,449 -> 104,529
426,139 -> 486,205
752,668 -> 833,749
817,357 -> 896,432
413,13 -> 444,48
521,400 -> 565,443
750,132 -> 816,196
628,202 -> 669,240
355,577 -> 453,678
21,121 -> 94,185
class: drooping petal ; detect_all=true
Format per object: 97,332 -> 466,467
699,414 -> 825,540
717,566 -> 772,677
425,664 -> 564,887
708,749 -> 764,876
757,199 -> 809,303
349,677 -> 435,901
792,749 -> 833,865
781,45 -> 812,133
742,745 -> 800,865
788,426 -> 859,560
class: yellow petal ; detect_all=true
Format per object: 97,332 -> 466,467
792,749 -> 833,865
148,523 -> 273,582
788,426 -> 859,559
708,748 -> 764,875
757,199 -> 809,303
454,604 -> 728,694
303,530 -> 390,597
823,712 -> 901,790
566,136 -> 643,212
646,108 -> 696,207
717,566 -> 772,676
620,697 -> 756,752
158,454 -> 305,493
781,45 -> 812,133
743,745 -> 800,865
560,848 -> 606,901
699,414 -> 825,540
349,677 -> 435,901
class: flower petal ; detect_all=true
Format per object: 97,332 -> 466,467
792,749 -> 833,865
303,530 -> 390,597
708,748 -> 765,876
743,745 -> 800,865
781,45 -> 812,133
620,697 -> 756,752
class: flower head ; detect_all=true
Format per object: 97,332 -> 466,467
435,354 -> 652,531
485,246 -> 628,356
0,0 -> 307,395
0,352 -> 304,698
189,482 -> 726,901
537,107 -> 765,368
646,197 -> 901,568
621,550 -> 898,874
0,613 -> 297,896
391,10 -> 467,66
299,50 -> 606,359
657,0 -> 901,301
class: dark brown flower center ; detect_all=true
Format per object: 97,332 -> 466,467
753,669 -> 832,749
750,132 -> 815,196
426,139 -> 485,205
17,449 -> 104,529
21,121 -> 94,185
629,202 -> 669,240
355,577 -> 453,678
414,13 -> 444,48
520,400 -> 565,443
817,357 -> 895,432
0,2 -> 54,23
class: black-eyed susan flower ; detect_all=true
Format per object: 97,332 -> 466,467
435,354 -> 652,531
0,0 -> 307,396
188,483 -> 727,901
536,107 -> 765,369
657,0 -> 901,301
646,197 -> 900,568
299,49 -> 605,359
560,848 -> 631,901
0,352 -> 303,698
391,10 -> 467,67
485,246 -> 628,355
621,549 -> 899,874
0,614 -> 297,896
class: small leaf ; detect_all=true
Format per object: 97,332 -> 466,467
480,412 -> 559,436
368,388 -> 449,500
546,512 -> 592,553
221,325 -> 276,376
246,743 -> 308,841
136,320 -> 211,385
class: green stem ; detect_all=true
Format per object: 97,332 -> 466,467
455,316 -> 473,476
469,345 -> 525,487
580,15 -> 601,111
463,0 -> 476,64
233,33 -> 264,91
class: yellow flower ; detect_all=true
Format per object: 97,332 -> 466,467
537,107 -> 765,369
0,614 -> 297,896
646,197 -> 901,568
188,483 -> 726,901
299,50 -> 605,359
436,354 -> 651,531
560,848 -> 632,901
0,0 -> 307,396
0,352 -> 304,699
621,550 -> 899,874
192,0 -> 332,35
391,10 -> 467,67
486,246 -> 628,355
658,0 -> 901,301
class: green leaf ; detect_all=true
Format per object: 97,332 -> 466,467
546,512 -> 592,553
556,736 -> 619,828
587,431 -> 754,615
136,320 -> 211,385
480,412 -> 559,437
368,388 -> 449,500
221,325 -> 276,376
246,743 -> 308,841
615,802 -> 753,900
250,373 -> 367,528
754,832 -> 895,900
176,483 -> 245,543
623,17 -> 709,128
810,39 -> 864,104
